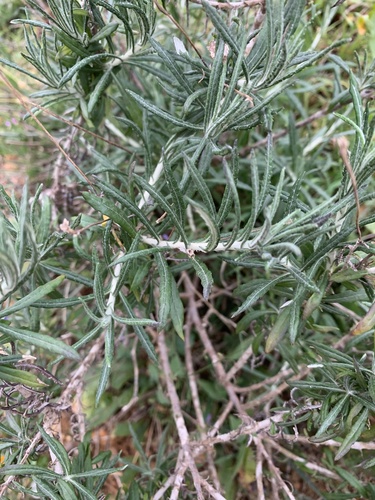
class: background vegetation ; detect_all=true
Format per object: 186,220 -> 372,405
0,0 -> 375,498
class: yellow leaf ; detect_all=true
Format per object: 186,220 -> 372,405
356,16 -> 367,36
101,214 -> 110,226
351,301 -> 375,335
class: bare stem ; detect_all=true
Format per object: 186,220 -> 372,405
184,273 -> 250,423
0,431 -> 42,496
157,329 -> 205,499
189,0 -> 263,8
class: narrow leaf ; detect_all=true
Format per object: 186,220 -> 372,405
232,275 -> 287,317
112,313 -> 159,327
58,53 -> 118,87
0,275 -> 65,319
69,466 -> 126,479
94,178 -> 160,239
96,363 -> 111,406
41,264 -> 93,287
83,193 -> 137,237
65,478 -> 98,500
33,477 -> 61,499
204,38 -> 226,129
265,306 -> 290,353
0,323 -> 80,360
57,479 -> 78,499
222,156 -> 241,248
0,464 -> 60,478
349,71 -> 363,130
119,292 -> 157,362
0,57 -> 51,85
89,22 -> 119,43
240,151 -> 259,241
88,69 -> 112,114
333,112 -> 366,145
190,256 -> 213,300
155,253 -> 172,329
336,407 -> 369,460
163,156 -> 186,227
201,0 -> 240,56
187,198 -> 220,252
315,395 -> 350,438
127,90 -> 202,130
104,317 -> 115,367
93,262 -> 107,316
170,276 -> 184,339
113,247 -> 167,265
286,265 -> 320,293
183,153 -> 217,218
133,174 -> 188,245
38,425 -> 71,476
351,301 -> 375,336
0,366 -> 46,388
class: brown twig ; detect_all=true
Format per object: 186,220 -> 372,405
184,273 -> 251,423
185,315 -> 221,490
225,342 -> 254,382
0,69 -> 92,186
255,440 -> 265,500
154,0 -> 206,64
0,70 -> 133,154
59,332 -> 105,443
189,0 -> 263,8
255,437 -> 296,500
107,338 -> 142,427
265,438 -> 341,480
241,106 -> 330,154
208,402 -> 234,439
185,318 -> 206,432
234,368 -> 294,393
193,405 -> 312,450
245,1 -> 266,55
243,367 -> 309,410
332,136 -> 362,240
199,477 -> 227,500
0,431 -> 42,496
170,459 -> 189,500
153,450 -> 186,500
278,434 -> 375,451
157,329 -> 205,499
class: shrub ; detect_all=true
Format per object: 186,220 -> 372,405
0,0 -> 375,498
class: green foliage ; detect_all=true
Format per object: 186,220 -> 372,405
0,424 -> 124,498
0,0 -> 375,497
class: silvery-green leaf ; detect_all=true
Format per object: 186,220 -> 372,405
190,257 -> 213,300
155,253 -> 172,329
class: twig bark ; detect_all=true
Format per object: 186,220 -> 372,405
265,438 -> 340,480
185,317 -> 221,490
184,273 -> 251,423
279,434 -> 375,451
108,338 -> 140,425
0,431 -> 42,496
157,329 -> 205,499
225,342 -> 254,382
234,368 -> 294,393
199,476 -> 227,500
189,0 -> 263,8
0,70 -> 92,186
254,437 -> 296,500
208,401 -> 234,438
153,450 -> 186,500
245,1 -> 266,55
255,441 -> 265,500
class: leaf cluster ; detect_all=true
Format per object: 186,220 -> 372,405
1,0 -> 375,497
